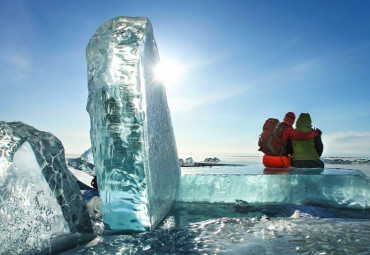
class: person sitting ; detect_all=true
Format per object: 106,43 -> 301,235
280,112 -> 321,153
262,112 -> 320,168
291,113 -> 324,168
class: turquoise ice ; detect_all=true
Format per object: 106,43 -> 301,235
178,166 -> 370,209
86,17 -> 180,231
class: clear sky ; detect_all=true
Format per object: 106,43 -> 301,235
1,0 -> 370,158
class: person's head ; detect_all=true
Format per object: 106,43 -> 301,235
296,113 -> 312,130
283,112 -> 295,127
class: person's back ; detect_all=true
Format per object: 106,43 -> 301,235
260,112 -> 319,168
292,113 -> 324,168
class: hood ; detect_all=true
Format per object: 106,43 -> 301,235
296,113 -> 312,131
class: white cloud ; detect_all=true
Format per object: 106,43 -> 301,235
291,58 -> 322,73
0,53 -> 31,82
168,83 -> 251,113
323,131 -> 370,157
168,56 -> 325,113
259,34 -> 308,63
10,54 -> 30,70
340,40 -> 370,58
356,112 -> 369,116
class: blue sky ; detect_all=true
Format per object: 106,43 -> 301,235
1,0 -> 370,157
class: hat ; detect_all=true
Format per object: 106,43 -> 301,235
283,112 -> 295,126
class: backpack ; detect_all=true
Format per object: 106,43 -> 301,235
258,118 -> 288,156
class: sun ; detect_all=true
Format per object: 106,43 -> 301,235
154,58 -> 183,86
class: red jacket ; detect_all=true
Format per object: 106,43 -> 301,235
281,124 -> 318,145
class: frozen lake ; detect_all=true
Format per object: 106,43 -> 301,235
59,156 -> 370,254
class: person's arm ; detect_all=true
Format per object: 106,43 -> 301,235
315,135 -> 324,156
287,128 -> 318,140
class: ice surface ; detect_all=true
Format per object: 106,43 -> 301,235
0,121 -> 93,251
0,142 -> 71,253
86,16 -> 180,231
178,167 -> 370,209
323,157 -> 370,164
58,202 -> 370,254
56,156 -> 370,254
68,167 -> 95,189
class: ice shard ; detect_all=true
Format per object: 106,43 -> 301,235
86,16 -> 180,231
178,167 -> 370,209
67,147 -> 95,175
0,121 -> 93,253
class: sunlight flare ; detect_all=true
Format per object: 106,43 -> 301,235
154,58 -> 184,86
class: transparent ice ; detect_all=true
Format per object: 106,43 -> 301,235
0,121 -> 93,253
86,16 -> 180,231
59,156 -> 370,254
67,147 -> 95,175
81,147 -> 94,165
59,202 -> 370,255
0,142 -> 71,254
178,167 -> 370,209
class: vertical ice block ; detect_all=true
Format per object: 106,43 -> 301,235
86,16 -> 180,231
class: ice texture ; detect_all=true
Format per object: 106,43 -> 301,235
0,142 -> 70,253
178,169 -> 370,209
81,147 -> 94,165
67,148 -> 95,175
179,157 -> 195,167
86,16 -> 180,231
0,121 -> 93,253
55,202 -> 370,254
204,157 -> 221,162
86,196 -> 104,234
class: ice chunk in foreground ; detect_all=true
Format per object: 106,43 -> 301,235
86,16 -> 180,231
178,167 -> 370,209
0,121 -> 93,253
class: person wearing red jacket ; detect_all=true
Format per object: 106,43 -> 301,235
263,112 -> 320,168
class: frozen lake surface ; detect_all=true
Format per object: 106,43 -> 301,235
59,156 -> 370,254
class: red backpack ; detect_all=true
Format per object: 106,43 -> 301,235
258,118 -> 287,156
